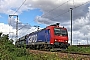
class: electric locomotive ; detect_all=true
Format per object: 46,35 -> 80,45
15,23 -> 70,49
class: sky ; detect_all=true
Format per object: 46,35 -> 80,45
0,0 -> 90,45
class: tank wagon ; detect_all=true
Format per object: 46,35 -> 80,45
15,23 -> 70,49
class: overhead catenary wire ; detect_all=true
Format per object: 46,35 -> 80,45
8,0 -> 26,18
42,0 -> 71,17
73,0 -> 75,8
9,0 -> 27,26
70,1 -> 90,23
49,0 -> 90,45
11,0 -> 90,44
18,25 -> 32,38
8,0 -> 26,40
13,0 -> 26,15
18,23 -> 31,30
74,1 -> 90,9
72,1 -> 90,45
47,0 -> 90,21
10,0 -> 90,39
49,10 -> 70,20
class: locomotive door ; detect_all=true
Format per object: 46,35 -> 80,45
45,29 -> 50,43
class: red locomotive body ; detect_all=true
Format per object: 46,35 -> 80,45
46,23 -> 69,48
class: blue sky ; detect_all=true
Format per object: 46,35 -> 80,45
0,13 -> 8,24
0,8 -> 46,28
19,9 -> 46,28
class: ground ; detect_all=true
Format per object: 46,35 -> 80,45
29,50 -> 90,60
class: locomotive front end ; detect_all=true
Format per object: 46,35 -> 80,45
53,27 -> 69,48
48,23 -> 70,49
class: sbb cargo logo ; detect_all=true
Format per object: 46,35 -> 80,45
28,34 -> 37,43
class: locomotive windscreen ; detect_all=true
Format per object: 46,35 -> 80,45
54,28 -> 68,36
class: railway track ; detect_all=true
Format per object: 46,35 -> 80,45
72,45 -> 90,47
28,48 -> 90,57
28,49 -> 90,60
60,51 -> 90,56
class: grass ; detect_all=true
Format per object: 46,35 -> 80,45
66,45 -> 90,54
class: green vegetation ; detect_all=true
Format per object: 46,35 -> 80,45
0,33 -> 61,60
0,32 -> 89,60
66,45 -> 90,53
0,33 -> 28,60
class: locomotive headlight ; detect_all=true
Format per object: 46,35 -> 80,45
60,34 -> 62,36
65,40 -> 68,42
55,39 -> 57,41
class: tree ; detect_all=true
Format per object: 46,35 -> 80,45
10,39 -> 14,44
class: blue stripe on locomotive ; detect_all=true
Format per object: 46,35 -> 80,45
26,29 -> 50,45
37,30 -> 46,42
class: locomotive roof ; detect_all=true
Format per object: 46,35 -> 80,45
29,28 -> 46,35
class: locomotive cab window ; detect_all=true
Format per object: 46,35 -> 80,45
54,28 -> 67,36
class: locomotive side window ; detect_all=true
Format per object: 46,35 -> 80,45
45,29 -> 50,34
48,29 -> 50,34
54,28 -> 67,36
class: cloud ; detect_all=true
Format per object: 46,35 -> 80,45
0,17 -> 32,43
31,0 -> 90,45
30,0 -> 90,24
71,7 -> 90,45
0,23 -> 16,39
0,0 -> 90,22
0,0 -> 33,15
35,16 -> 57,25
8,17 -> 31,29
0,0 -> 90,17
68,10 -> 90,45
0,15 -> 2,18
0,22 -> 37,43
